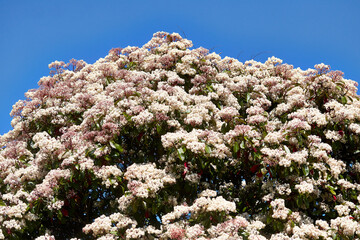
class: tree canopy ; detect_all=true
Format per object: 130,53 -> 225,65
1,32 -> 360,240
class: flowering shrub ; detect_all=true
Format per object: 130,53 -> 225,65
1,31 -> 360,239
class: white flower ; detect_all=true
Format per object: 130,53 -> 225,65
295,180 -> 314,194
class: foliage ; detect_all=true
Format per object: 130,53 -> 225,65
1,32 -> 360,239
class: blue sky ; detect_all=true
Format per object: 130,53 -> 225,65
0,0 -> 359,134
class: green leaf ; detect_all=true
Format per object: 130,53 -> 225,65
210,163 -> 217,170
302,165 -> 309,176
95,121 -> 101,130
233,142 -> 240,153
156,124 -> 162,134
304,198 -> 309,208
327,174 -> 332,181
58,209 -> 63,220
123,112 -> 132,121
240,141 -> 245,149
341,96 -> 347,104
266,215 -> 272,224
296,196 -> 302,207
290,220 -> 295,228
0,199 -> 5,206
178,148 -> 185,161
19,155 -> 27,162
205,145 -> 211,154
246,93 -> 251,103
221,123 -> 227,133
313,169 -> 319,180
110,140 -> 124,153
297,135 -> 304,146
283,145 -> 290,154
353,149 -> 360,154
206,85 -> 214,92
336,81 -> 346,87
205,160 -> 211,169
85,148 -> 95,158
327,186 -> 336,195
69,174 -> 73,183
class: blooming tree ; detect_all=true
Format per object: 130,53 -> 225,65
1,31 -> 360,240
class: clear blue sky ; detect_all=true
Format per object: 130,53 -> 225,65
0,0 -> 359,134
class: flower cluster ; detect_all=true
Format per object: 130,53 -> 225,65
1,31 -> 360,239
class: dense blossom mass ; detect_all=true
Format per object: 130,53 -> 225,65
0,32 -> 360,239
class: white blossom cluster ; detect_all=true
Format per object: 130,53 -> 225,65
123,163 -> 176,198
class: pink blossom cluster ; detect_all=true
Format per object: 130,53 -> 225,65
1,31 -> 360,239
